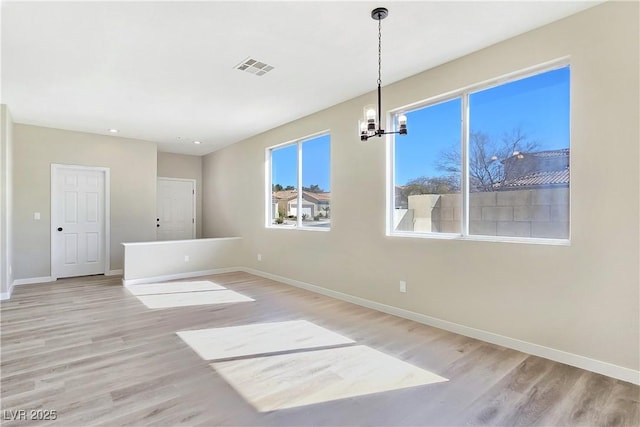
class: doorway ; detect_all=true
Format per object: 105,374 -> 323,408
156,177 -> 196,241
51,164 -> 110,279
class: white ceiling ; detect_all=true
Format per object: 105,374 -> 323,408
1,0 -> 602,156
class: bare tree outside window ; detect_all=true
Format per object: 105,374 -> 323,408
436,127 -> 538,192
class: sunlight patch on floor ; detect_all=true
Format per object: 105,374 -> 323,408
177,320 -> 355,360
126,280 -> 226,295
135,290 -> 254,309
211,345 -> 448,412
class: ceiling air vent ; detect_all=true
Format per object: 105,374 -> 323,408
234,57 -> 274,76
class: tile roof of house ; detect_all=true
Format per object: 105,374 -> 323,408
304,191 -> 331,202
498,148 -> 570,189
272,190 -> 331,202
501,168 -> 570,188
272,190 -> 298,201
501,148 -> 569,163
529,148 -> 570,158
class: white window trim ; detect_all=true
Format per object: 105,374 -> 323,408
266,130 -> 331,231
386,59 -> 571,245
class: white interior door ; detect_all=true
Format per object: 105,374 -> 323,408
52,166 -> 107,278
157,178 -> 195,241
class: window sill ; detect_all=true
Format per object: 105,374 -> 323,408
267,225 -> 330,232
387,231 -> 570,246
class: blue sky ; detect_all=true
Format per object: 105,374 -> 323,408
271,133 -> 331,191
395,66 -> 570,184
272,66 -> 570,190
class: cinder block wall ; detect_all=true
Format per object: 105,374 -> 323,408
431,187 -> 569,238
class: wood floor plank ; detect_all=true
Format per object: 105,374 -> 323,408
1,272 -> 638,426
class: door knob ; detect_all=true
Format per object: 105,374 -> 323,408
57,227 -> 63,231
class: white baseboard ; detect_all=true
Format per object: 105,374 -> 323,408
2,276 -> 55,300
106,269 -> 123,276
0,286 -> 13,301
13,276 -> 56,286
241,267 -> 640,385
122,267 -> 242,287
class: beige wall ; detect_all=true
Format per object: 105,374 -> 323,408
13,124 -> 157,278
157,151 -> 203,238
0,105 -> 14,295
202,2 -> 640,372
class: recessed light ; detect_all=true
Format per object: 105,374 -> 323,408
193,140 -> 202,145
109,128 -> 119,133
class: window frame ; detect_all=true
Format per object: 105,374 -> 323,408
387,59 -> 571,245
266,130 -> 331,231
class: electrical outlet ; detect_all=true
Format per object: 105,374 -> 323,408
257,254 -> 262,262
34,212 -> 40,220
399,280 -> 407,293
184,255 -> 190,263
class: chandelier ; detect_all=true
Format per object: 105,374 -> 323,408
360,7 -> 407,141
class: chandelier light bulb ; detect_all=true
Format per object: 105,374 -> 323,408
366,109 -> 376,121
398,114 -> 408,135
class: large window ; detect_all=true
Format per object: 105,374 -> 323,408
391,64 -> 570,242
268,132 -> 331,229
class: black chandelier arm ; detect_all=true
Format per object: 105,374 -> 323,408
377,129 -> 406,136
360,128 -> 408,141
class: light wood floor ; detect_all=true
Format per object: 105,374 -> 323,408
1,272 -> 638,426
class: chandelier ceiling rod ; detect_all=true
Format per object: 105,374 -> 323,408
376,8 -> 384,129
